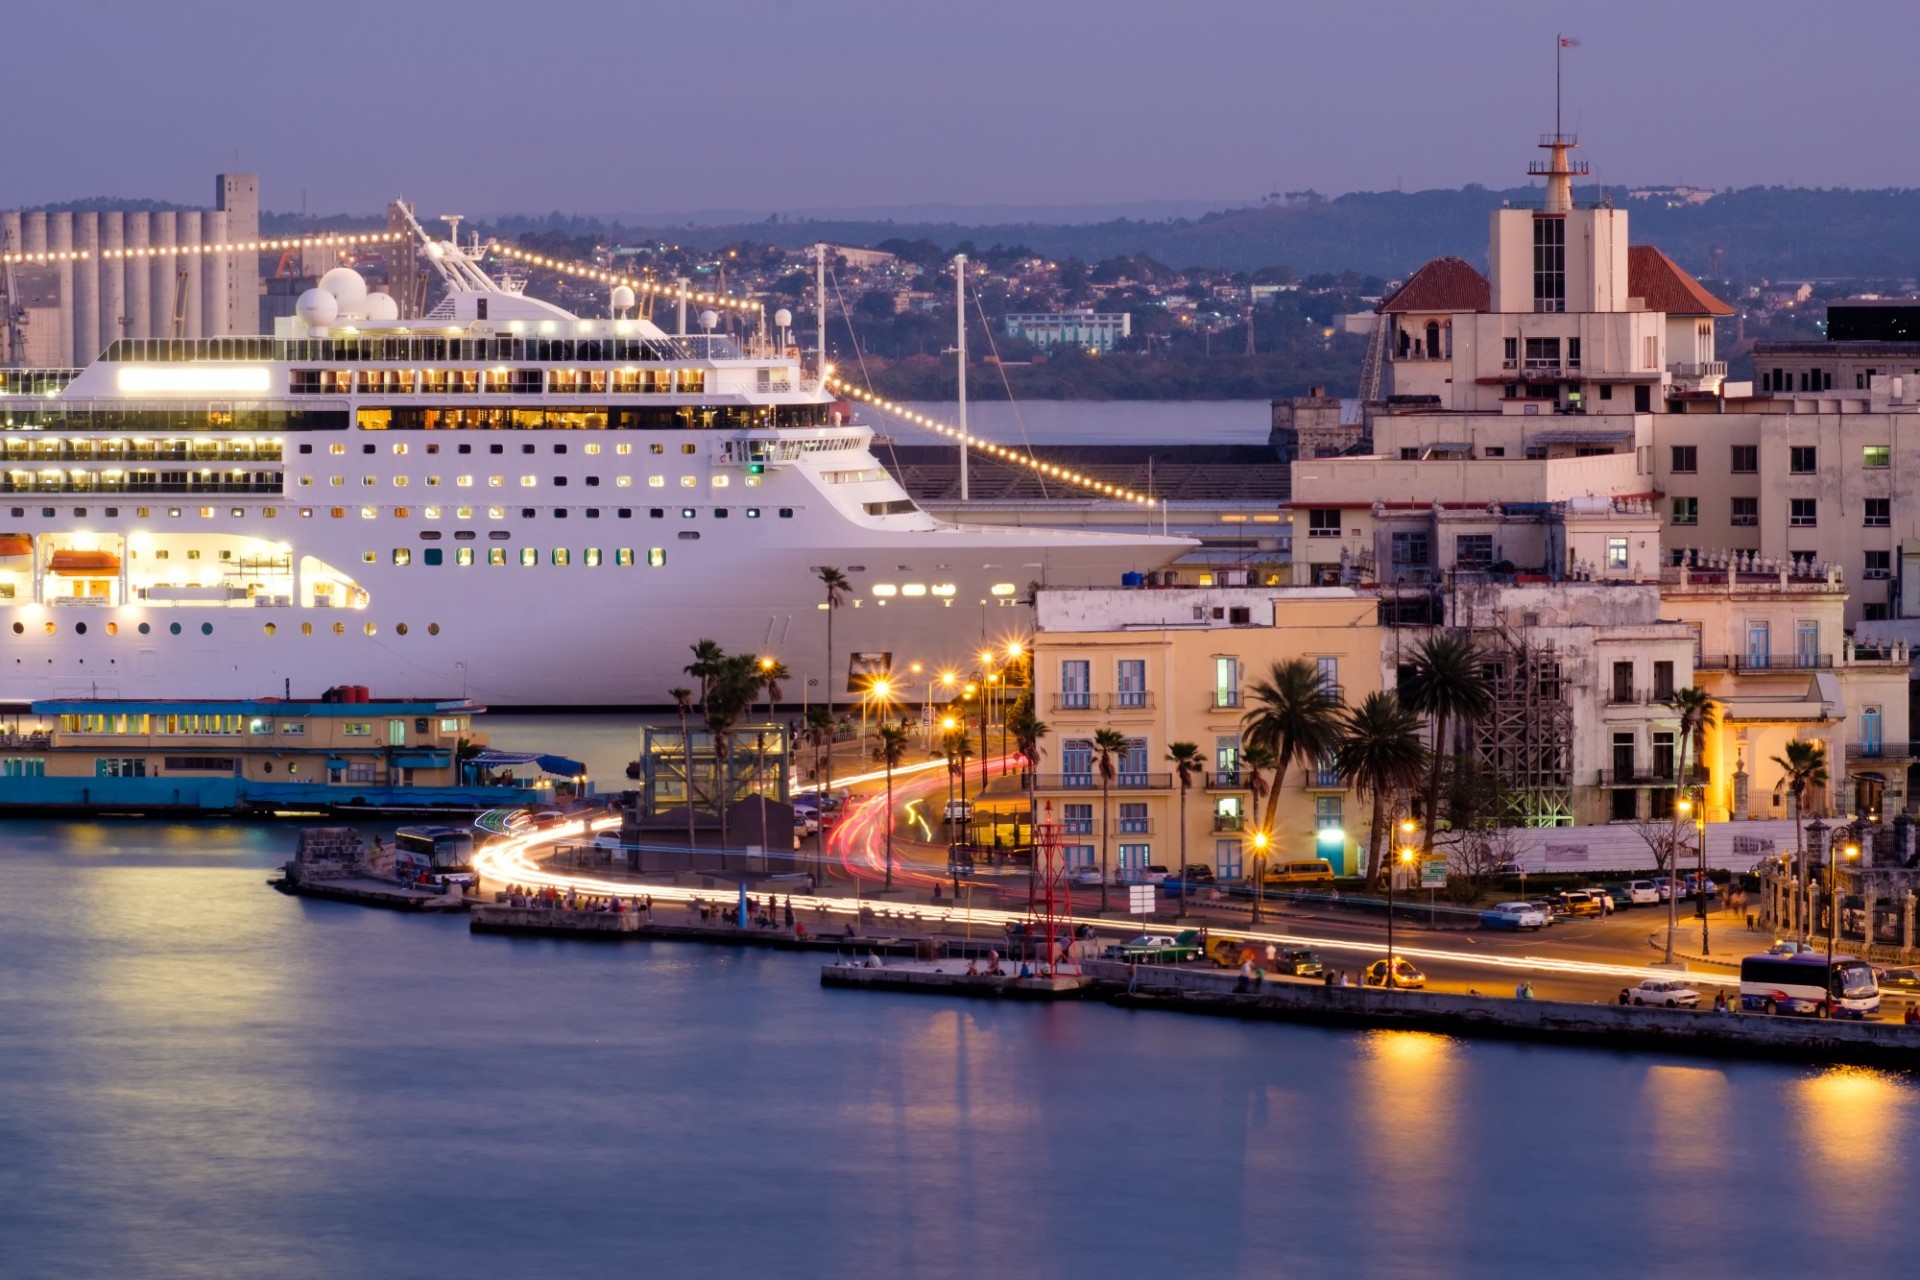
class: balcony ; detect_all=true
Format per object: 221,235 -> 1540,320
1606,687 -> 1647,706
1694,654 -> 1732,671
1735,653 -> 1833,672
1208,691 -> 1243,711
1207,770 -> 1245,790
1846,743 -> 1912,762
1050,694 -> 1095,713
1599,765 -> 1710,787
1034,772 -> 1172,791
1105,691 -> 1155,712
1671,361 -> 1728,380
1212,814 -> 1245,833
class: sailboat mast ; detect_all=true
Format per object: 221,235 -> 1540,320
814,243 -> 827,378
955,252 -> 969,502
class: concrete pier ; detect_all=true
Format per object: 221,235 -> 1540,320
822,961 -> 1093,1001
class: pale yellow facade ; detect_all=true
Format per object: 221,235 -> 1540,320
1031,587 -> 1387,879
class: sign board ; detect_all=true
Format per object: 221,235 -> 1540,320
1420,858 -> 1448,889
1544,843 -> 1591,864
1128,884 -> 1155,915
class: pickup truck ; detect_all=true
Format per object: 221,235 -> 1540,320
1104,930 -> 1203,964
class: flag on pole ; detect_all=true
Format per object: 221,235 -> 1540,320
1560,36 -> 1580,47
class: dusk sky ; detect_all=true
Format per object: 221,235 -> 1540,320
13,0 -> 1920,217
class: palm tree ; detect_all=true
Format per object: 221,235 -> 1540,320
1240,658 -> 1345,847
702,653 -> 760,867
1241,743 -> 1276,923
877,722 -> 911,891
754,657 -> 792,856
817,567 -> 850,827
1092,727 -> 1127,912
1166,741 -> 1204,918
1008,707 -> 1049,899
1770,738 -> 1829,942
685,638 -> 725,711
803,705 -> 834,882
1399,632 -> 1492,858
1331,691 -> 1429,887
669,685 -> 696,853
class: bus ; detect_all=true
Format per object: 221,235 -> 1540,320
393,825 -> 478,889
1261,859 -> 1336,886
1738,952 -> 1880,1018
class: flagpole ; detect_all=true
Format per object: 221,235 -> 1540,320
1555,33 -> 1562,139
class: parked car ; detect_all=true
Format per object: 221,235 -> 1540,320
1595,885 -> 1632,911
1527,899 -> 1558,926
793,813 -> 820,837
1481,901 -> 1549,931
1650,877 -> 1679,902
1162,866 -> 1217,896
1623,879 -> 1660,906
1108,932 -> 1203,964
1070,866 -> 1105,886
1273,947 -> 1326,977
1124,865 -> 1171,885
1363,957 -> 1426,989
1551,890 -> 1604,918
1629,978 -> 1701,1008
1768,939 -> 1816,956
1206,936 -> 1251,968
1178,864 -> 1216,885
943,799 -> 974,824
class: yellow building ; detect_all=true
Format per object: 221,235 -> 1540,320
1031,586 -> 1387,879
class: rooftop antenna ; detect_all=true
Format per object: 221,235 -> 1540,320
1530,35 -> 1587,214
955,253 -> 969,502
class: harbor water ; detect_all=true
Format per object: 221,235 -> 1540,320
3,813 -> 1917,1279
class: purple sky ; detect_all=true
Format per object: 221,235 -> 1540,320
12,0 -> 1920,216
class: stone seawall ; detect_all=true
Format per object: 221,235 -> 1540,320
1084,961 -> 1920,1069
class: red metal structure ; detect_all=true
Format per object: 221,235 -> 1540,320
1031,806 -> 1078,976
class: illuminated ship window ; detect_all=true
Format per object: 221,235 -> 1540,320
991,583 -> 1017,596
931,584 -> 957,597
901,584 -> 927,597
872,584 -> 898,597
648,548 -> 665,567
395,623 -> 409,636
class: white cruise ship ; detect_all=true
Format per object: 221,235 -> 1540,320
0,226 -> 1190,706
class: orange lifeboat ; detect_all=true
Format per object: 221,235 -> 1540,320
0,534 -> 31,560
49,549 -> 121,576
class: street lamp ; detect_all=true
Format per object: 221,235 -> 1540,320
1686,789 -> 1710,955
1827,842 -> 1860,969
1250,829 -> 1269,925
1387,843 -> 1415,988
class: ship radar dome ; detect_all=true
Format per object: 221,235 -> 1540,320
610,284 -> 636,312
362,291 -> 400,321
699,309 -> 719,331
774,308 -> 793,328
296,287 -> 339,328
319,267 -> 369,311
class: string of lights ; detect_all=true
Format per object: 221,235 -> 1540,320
486,244 -> 762,314
826,374 -> 1160,508
1,231 -> 403,266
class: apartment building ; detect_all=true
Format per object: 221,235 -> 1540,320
1031,587 -> 1388,878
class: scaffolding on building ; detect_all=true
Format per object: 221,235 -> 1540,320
1469,623 -> 1576,827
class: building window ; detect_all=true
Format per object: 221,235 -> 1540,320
1456,534 -> 1493,569
1063,803 -> 1093,835
1731,497 -> 1758,526
1670,497 -> 1697,526
1314,796 -> 1343,834
1061,738 -> 1093,788
1115,659 -> 1148,708
1118,803 -> 1149,835
1652,660 -> 1675,702
1864,603 -> 1889,621
1789,446 -> 1817,474
1215,840 -> 1243,881
1789,498 -> 1817,527
1059,660 -> 1091,709
1117,843 -> 1152,872
1606,537 -> 1629,570
1864,445 -> 1891,469
1864,498 -> 1890,527
1307,508 -> 1340,538
1862,706 -> 1884,756
1670,445 -> 1697,474
1865,550 -> 1891,580
1503,336 -> 1518,368
1389,530 -> 1430,569
1567,336 -> 1581,369
1523,336 -> 1561,369
1531,216 -> 1566,312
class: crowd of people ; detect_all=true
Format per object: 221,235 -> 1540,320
500,884 -> 653,917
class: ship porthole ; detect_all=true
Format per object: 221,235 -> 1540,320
169,623 -> 181,635
427,623 -> 441,636
138,623 -> 150,635
74,622 -> 86,636
395,622 -> 409,636
264,623 -> 277,636
9,622 -> 19,635
201,623 -> 213,636
43,622 -> 55,636
301,623 -> 313,636
106,623 -> 117,636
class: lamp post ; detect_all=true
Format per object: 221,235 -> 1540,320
1671,794 -> 1694,962
1691,787 -> 1710,956
1386,844 -> 1415,988
1827,841 -> 1860,970
1250,830 -> 1269,925
1002,640 -> 1025,776
1803,818 -> 1829,945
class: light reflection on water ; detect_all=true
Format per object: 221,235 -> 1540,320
2,821 -> 1919,1280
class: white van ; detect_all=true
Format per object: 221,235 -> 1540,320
1624,880 -> 1660,905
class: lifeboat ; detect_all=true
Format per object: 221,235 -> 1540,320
49,549 -> 121,576
0,533 -> 30,567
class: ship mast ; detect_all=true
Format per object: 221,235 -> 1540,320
955,252 -> 968,502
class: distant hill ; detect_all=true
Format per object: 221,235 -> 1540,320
468,185 -> 1920,283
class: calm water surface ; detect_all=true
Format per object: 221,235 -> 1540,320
3,816 -> 1917,1280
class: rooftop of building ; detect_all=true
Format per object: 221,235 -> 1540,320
879,443 -> 1289,505
1377,257 -> 1489,314
1374,245 -> 1731,318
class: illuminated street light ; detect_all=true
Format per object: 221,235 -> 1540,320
1387,844 -> 1416,987
1250,829 -> 1270,925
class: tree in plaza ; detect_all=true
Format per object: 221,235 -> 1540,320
1331,691 -> 1429,887
940,725 -> 975,866
816,567 -> 850,830
1240,658 -> 1345,845
877,722 -> 912,891
1092,727 -> 1127,912
701,652 -> 762,867
1398,632 -> 1492,857
803,705 -> 834,879
669,686 -> 697,853
1007,705 -> 1049,899
685,638 -> 725,712
1669,685 -> 1717,792
1166,741 -> 1204,918
1770,738 -> 1829,939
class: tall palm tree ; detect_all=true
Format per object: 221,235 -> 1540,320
1241,743 -> 1276,923
669,685 -> 696,853
1399,632 -> 1493,858
1771,738 -> 1829,942
1167,741 -> 1204,919
817,567 -> 850,825
877,722 -> 911,891
1008,707 -> 1049,899
803,705 -> 834,882
702,653 -> 760,867
1669,685 -> 1716,791
1092,727 -> 1127,912
685,638 -> 725,712
1240,658 -> 1345,847
1331,691 -> 1429,887
754,657 -> 792,856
